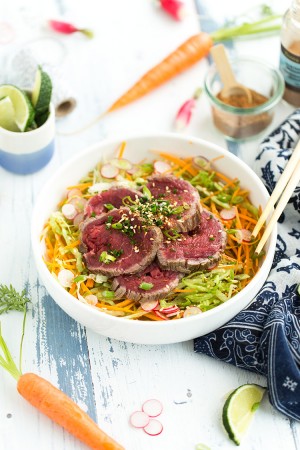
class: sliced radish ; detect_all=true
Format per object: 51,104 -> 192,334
73,212 -> 84,227
220,207 -> 236,221
154,311 -> 169,320
154,160 -> 171,174
85,294 -> 98,306
140,299 -> 159,312
58,269 -> 74,288
101,163 -> 119,179
62,203 -> 77,220
183,306 -> 202,318
159,305 -> 180,314
130,411 -> 150,428
67,188 -> 82,199
208,263 -> 218,271
142,399 -> 163,417
69,197 -> 87,212
236,228 -> 252,243
193,156 -> 211,171
110,158 -> 133,170
143,419 -> 163,436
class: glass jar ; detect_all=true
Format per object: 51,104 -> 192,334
280,0 -> 300,106
204,58 -> 284,142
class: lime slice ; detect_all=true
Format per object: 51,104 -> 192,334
222,384 -> 266,446
0,96 -> 20,132
0,85 -> 34,131
32,66 -> 52,115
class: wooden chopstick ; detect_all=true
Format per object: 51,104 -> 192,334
252,139 -> 300,238
255,157 -> 300,254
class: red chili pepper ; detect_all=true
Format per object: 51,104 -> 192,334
48,20 -> 94,39
159,0 -> 187,21
175,88 -> 202,130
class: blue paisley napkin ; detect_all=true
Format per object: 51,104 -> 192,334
194,109 -> 300,421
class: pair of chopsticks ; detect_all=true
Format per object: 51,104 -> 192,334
253,139 -> 300,254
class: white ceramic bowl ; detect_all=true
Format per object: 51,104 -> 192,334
31,133 -> 276,345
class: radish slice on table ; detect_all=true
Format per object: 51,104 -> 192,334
130,411 -> 150,428
73,212 -> 84,227
154,160 -> 171,174
143,419 -> 163,436
110,158 -> 133,170
183,306 -> 202,318
220,207 -> 236,221
141,299 -> 159,312
101,164 -> 119,179
142,399 -> 163,417
236,229 -> 252,243
193,156 -> 211,171
62,203 -> 77,220
58,269 -> 74,288
67,188 -> 82,199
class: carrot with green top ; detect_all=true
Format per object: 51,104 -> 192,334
0,284 -> 124,450
106,13 -> 281,113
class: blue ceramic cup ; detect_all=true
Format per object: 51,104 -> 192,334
0,103 -> 55,175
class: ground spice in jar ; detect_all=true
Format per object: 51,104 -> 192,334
211,88 -> 272,140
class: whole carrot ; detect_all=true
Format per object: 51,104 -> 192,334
17,373 -> 124,450
107,33 -> 212,112
106,13 -> 281,114
0,285 -> 124,450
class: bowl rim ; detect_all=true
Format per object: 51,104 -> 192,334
31,132 -> 277,329
204,56 -> 285,115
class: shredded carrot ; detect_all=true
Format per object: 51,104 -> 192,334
118,141 -> 126,159
64,240 -> 81,250
116,299 -> 135,308
86,278 -> 94,288
238,213 -> 258,225
67,183 -> 93,191
145,312 -> 165,321
214,171 -> 233,184
96,303 -> 134,313
210,155 -> 225,162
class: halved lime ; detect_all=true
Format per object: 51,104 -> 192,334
0,96 -> 20,132
0,85 -> 34,131
222,384 -> 266,446
32,66 -> 52,115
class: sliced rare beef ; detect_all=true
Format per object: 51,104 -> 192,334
85,186 -> 141,218
157,209 -> 227,273
147,174 -> 202,232
80,208 -> 162,276
112,261 -> 182,301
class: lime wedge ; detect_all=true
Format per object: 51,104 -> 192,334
0,96 -> 20,132
32,66 -> 52,115
222,384 -> 266,445
0,85 -> 34,131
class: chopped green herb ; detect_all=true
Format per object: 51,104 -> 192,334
104,203 -> 114,211
99,251 -> 116,264
111,222 -> 123,230
139,282 -> 154,291
90,212 -> 96,218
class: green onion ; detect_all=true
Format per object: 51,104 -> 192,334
139,282 -> 154,291
104,203 -> 114,210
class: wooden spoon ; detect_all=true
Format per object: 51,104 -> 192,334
210,44 -> 252,103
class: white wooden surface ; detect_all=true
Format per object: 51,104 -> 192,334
0,1 -> 299,449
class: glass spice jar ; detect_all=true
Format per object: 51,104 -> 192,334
280,0 -> 300,106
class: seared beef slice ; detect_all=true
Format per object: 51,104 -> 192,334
80,208 -> 162,276
157,210 -> 227,273
85,186 -> 141,217
112,261 -> 181,301
147,175 -> 202,232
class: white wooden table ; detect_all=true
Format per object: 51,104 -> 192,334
0,1 -> 299,449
